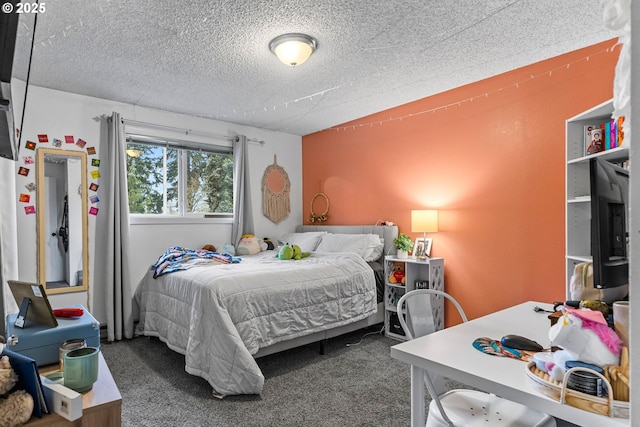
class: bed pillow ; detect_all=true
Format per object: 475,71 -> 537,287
278,232 -> 326,253
315,233 -> 384,262
363,236 -> 384,262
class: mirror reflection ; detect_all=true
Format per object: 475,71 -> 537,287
36,148 -> 89,294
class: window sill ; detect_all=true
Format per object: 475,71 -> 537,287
129,215 -> 233,225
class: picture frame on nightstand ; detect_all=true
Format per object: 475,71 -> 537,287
413,238 -> 432,258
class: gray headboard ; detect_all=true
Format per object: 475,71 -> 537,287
296,224 -> 399,261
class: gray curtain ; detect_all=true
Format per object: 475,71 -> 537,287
104,112 -> 133,341
0,159 -> 19,337
231,135 -> 253,246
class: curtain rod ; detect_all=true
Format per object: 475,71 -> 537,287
121,119 -> 265,145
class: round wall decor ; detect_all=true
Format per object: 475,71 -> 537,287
262,155 -> 290,224
309,192 -> 329,223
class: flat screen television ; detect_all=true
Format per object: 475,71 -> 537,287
0,1 -> 36,160
590,156 -> 629,289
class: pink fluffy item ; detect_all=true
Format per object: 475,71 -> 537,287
568,308 -> 623,354
548,308 -> 621,367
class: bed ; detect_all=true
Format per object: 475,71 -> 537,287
133,225 -> 398,396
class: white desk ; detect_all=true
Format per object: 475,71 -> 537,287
390,301 -> 629,427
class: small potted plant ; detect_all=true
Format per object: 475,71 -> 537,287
393,233 -> 413,259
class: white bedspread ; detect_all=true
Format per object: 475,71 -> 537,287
134,251 -> 377,396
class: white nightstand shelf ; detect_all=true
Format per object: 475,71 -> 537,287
383,255 -> 444,340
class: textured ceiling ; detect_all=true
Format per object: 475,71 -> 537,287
14,0 -> 617,136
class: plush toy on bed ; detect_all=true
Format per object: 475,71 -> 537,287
277,244 -> 310,260
202,244 -> 217,252
0,338 -> 35,427
236,234 -> 262,255
263,237 -> 275,250
388,262 -> 406,285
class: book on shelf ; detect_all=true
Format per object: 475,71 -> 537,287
617,116 -> 625,147
583,116 -> 626,156
600,119 -> 620,150
609,119 -> 617,150
602,120 -> 611,150
584,124 -> 604,155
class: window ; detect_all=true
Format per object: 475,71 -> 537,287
125,135 -> 233,217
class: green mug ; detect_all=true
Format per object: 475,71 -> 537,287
63,347 -> 100,393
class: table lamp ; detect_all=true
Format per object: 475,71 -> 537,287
411,210 -> 438,260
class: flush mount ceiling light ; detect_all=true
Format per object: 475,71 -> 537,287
269,33 -> 317,67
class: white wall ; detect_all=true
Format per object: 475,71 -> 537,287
12,85 -> 302,323
628,0 -> 638,414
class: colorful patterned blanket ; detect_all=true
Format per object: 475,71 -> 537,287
152,246 -> 240,278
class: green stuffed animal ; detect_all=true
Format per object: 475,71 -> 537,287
277,244 -> 310,260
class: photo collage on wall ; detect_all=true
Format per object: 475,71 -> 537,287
16,131 -> 100,217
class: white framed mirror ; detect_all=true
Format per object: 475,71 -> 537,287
36,148 -> 89,294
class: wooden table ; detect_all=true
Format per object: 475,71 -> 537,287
26,352 -> 122,427
390,301 -> 630,427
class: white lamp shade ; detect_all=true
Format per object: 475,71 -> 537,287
270,33 -> 317,67
411,210 -> 439,233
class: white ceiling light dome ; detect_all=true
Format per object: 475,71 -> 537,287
269,33 -> 317,67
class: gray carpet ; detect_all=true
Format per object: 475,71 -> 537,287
100,326 -> 428,426
100,326 -> 577,427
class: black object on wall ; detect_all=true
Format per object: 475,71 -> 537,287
0,1 -> 37,160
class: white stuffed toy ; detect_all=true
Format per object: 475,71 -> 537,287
0,339 -> 35,427
235,235 -> 262,255
547,307 -> 622,381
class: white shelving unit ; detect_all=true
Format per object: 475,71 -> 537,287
565,99 -> 629,297
383,255 -> 444,340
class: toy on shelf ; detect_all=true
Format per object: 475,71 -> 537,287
388,261 -> 406,285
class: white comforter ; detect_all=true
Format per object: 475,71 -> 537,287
134,251 -> 376,396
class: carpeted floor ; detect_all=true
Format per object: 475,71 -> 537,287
100,326 -> 577,427
100,326 -> 429,426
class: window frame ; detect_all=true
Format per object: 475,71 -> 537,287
125,133 -> 234,224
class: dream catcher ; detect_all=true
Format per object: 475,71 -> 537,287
262,155 -> 290,224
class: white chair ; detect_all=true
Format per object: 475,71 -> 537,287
396,289 -> 556,427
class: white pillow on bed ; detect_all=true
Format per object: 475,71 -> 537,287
279,232 -> 326,252
363,236 -> 384,262
315,233 -> 384,262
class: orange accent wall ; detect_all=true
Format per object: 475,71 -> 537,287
302,40 -> 620,324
